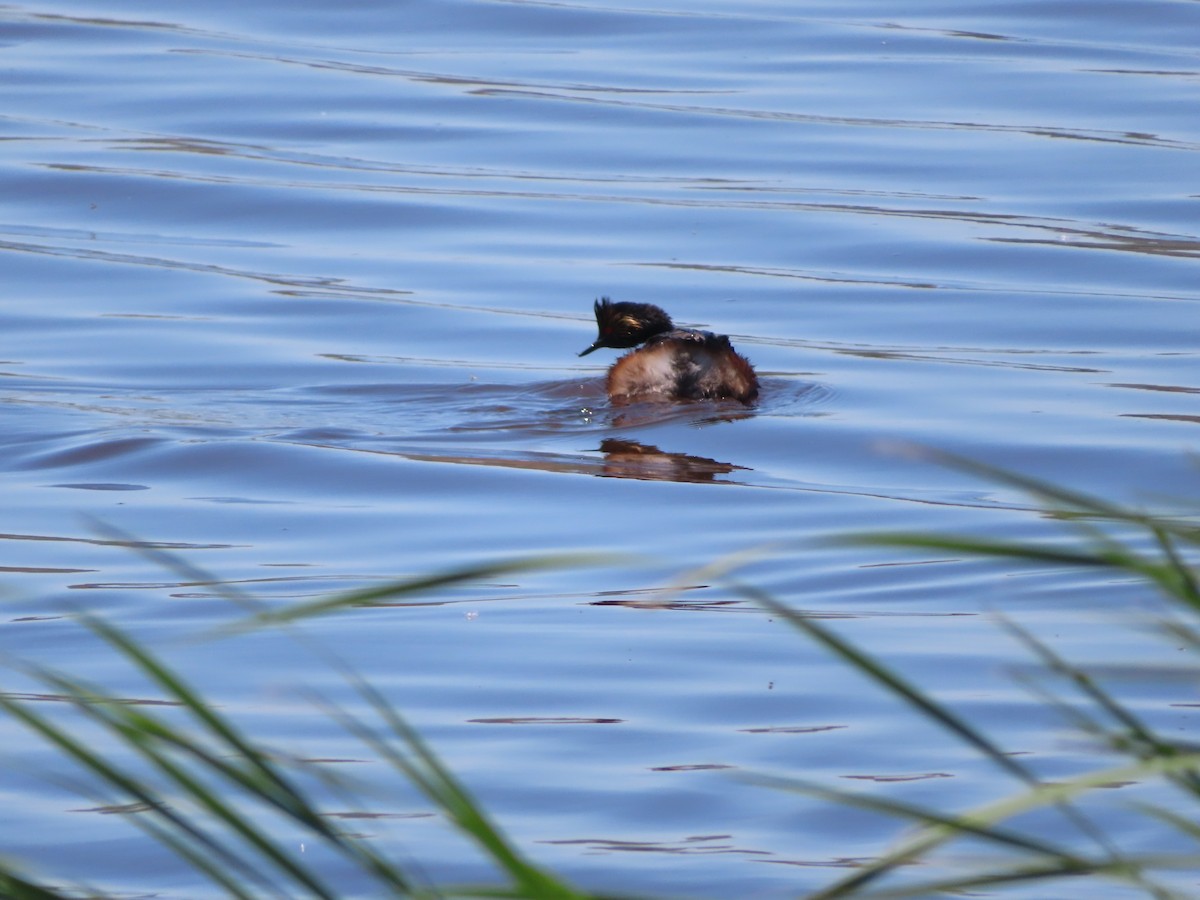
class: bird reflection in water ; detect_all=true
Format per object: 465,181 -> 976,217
598,438 -> 747,484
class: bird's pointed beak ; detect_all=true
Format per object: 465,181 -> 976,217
578,342 -> 601,357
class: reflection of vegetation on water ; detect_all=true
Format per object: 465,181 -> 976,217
4,456 -> 1200,898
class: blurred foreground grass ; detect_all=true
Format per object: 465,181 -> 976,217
4,457 -> 1200,898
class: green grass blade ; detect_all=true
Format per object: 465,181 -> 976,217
849,523 -> 1200,621
217,553 -> 620,635
79,614 -> 315,814
120,814 -> 267,900
25,666 -> 337,898
1000,617 -> 1200,798
1151,527 -> 1200,608
804,753 -> 1200,899
0,871 -> 76,900
70,617 -> 416,894
829,854 -> 1192,900
734,583 -> 1130,891
1131,800 -> 1200,847
0,688 -> 294,897
344,680 -> 588,900
903,448 -> 1187,528
1001,618 -> 1171,751
746,773 -> 1086,863
84,518 -> 261,611
739,582 -> 1036,787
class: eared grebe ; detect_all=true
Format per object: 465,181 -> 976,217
578,297 -> 758,403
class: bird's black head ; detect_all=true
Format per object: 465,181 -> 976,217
578,298 -> 675,357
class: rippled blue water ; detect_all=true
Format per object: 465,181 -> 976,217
3,1 -> 1200,896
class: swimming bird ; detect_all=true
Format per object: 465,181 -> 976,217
579,298 -> 758,403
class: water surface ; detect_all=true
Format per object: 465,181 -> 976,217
3,1 -> 1200,896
